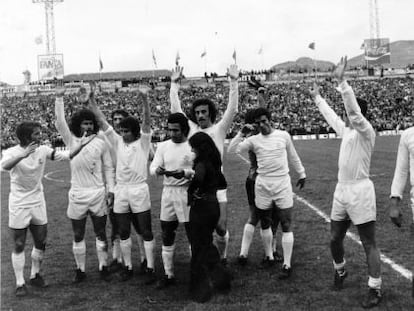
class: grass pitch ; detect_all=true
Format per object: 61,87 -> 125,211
1,136 -> 413,310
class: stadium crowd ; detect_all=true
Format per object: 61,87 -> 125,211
1,76 -> 413,150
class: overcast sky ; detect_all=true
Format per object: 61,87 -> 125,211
1,0 -> 413,84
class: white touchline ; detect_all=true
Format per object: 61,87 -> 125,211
44,170 -> 65,183
236,153 -> 412,281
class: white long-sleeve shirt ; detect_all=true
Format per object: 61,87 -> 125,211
228,130 -> 306,179
1,145 -> 69,208
315,81 -> 375,182
149,139 -> 194,186
54,98 -> 115,191
104,126 -> 151,185
169,81 -> 238,157
390,127 -> 414,199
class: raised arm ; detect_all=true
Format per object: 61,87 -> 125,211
87,83 -> 110,132
217,64 -> 239,133
54,87 -> 72,146
333,56 -> 374,138
137,85 -> 151,134
227,124 -> 255,153
169,66 -> 185,115
310,83 -> 345,136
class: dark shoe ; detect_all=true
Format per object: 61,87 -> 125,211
139,259 -> 147,275
260,256 -> 275,269
361,288 -> 382,309
273,251 -> 283,263
108,259 -> 123,273
15,284 -> 28,297
29,273 -> 48,288
156,275 -> 176,290
237,255 -> 248,266
120,267 -> 133,281
279,264 -> 292,279
333,269 -> 348,290
144,268 -> 157,285
191,276 -> 213,303
73,269 -> 86,283
100,266 -> 112,282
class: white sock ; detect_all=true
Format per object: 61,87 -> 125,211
120,238 -> 132,270
73,240 -> 86,272
144,240 -> 155,270
136,234 -> 146,263
30,248 -> 44,278
368,276 -> 382,290
162,244 -> 175,278
282,232 -> 294,268
216,230 -> 229,259
260,228 -> 274,259
240,224 -> 255,257
12,252 -> 25,287
95,238 -> 108,270
112,238 -> 122,263
333,259 -> 346,271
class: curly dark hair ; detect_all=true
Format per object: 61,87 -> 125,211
253,107 -> 271,121
16,121 -> 41,146
189,132 -> 222,169
69,109 -> 99,138
190,98 -> 217,124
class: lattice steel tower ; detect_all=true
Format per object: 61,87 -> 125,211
369,0 -> 380,39
33,0 -> 63,54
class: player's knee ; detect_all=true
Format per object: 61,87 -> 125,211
73,230 -> 85,242
215,226 -> 226,236
14,241 -> 25,253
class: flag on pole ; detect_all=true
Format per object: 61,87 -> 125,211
175,50 -> 180,66
152,49 -> 158,68
34,35 -> 43,45
200,49 -> 207,58
258,45 -> 263,55
99,55 -> 103,72
232,49 -> 237,63
308,42 -> 315,50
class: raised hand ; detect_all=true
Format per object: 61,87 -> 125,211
171,66 -> 184,83
55,85 -> 66,97
77,86 -> 90,104
332,56 -> 348,82
241,124 -> 255,136
227,64 -> 239,81
309,83 -> 320,100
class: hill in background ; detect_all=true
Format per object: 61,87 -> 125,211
270,40 -> 414,72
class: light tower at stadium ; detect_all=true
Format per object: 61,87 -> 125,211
33,0 -> 63,55
369,0 -> 381,40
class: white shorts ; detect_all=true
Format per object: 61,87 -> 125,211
67,187 -> 107,220
217,189 -> 227,203
9,196 -> 47,229
255,175 -> 293,210
114,183 -> 151,214
331,179 -> 376,225
160,186 -> 190,222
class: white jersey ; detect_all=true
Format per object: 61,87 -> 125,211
104,126 -> 151,185
170,81 -> 238,157
315,81 -> 375,182
1,145 -> 68,208
149,139 -> 194,186
55,98 -> 115,191
230,130 -> 306,179
391,127 -> 414,198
